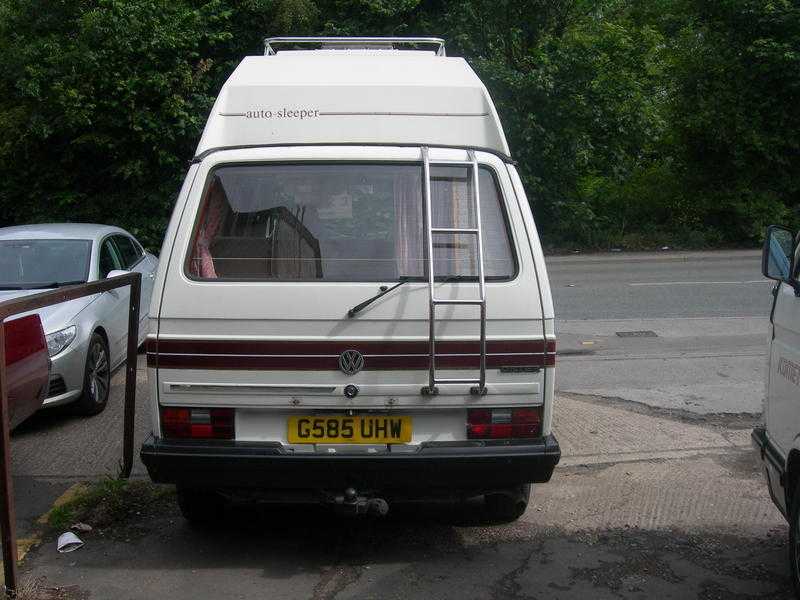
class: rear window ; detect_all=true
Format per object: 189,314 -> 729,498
186,163 -> 516,282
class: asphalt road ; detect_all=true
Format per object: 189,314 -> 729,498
548,249 -> 769,320
550,249 -> 771,415
14,249 -> 791,599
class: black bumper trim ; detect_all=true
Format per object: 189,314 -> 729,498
140,434 -> 561,491
752,426 -> 788,518
752,426 -> 784,475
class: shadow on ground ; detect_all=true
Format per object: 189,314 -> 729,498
23,498 -> 792,600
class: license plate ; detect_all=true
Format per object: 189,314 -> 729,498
287,415 -> 412,444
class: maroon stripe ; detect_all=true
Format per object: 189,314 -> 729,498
148,352 -> 550,370
153,339 -> 549,356
146,338 -> 556,370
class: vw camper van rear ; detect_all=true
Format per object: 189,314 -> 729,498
141,37 -> 559,523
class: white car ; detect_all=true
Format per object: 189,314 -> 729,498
754,224 -> 800,594
0,224 -> 158,416
141,37 -> 559,524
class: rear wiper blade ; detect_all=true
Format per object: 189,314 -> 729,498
346,274 -> 473,318
348,277 -> 412,317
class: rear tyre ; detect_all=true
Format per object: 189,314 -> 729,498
484,484 -> 531,523
72,332 -> 111,416
789,480 -> 800,597
177,487 -> 226,526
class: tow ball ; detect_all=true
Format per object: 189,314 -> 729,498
331,487 -> 389,517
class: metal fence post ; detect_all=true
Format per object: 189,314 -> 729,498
120,272 -> 141,479
0,323 -> 18,596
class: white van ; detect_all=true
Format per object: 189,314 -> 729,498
141,37 -> 559,524
755,224 -> 800,589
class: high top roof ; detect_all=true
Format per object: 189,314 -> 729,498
195,46 -> 510,158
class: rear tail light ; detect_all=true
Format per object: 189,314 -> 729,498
161,407 -> 234,440
467,407 -> 541,439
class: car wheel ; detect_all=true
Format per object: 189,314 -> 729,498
484,484 -> 531,524
790,480 -> 800,596
177,487 -> 226,527
73,332 -> 111,416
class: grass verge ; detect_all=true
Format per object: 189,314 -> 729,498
44,479 -> 175,540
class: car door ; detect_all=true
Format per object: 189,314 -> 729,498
97,237 -> 130,365
112,234 -> 154,342
764,227 -> 800,456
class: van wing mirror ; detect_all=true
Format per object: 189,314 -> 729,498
762,225 -> 798,287
107,269 -> 130,279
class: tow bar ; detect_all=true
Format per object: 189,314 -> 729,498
331,487 -> 389,517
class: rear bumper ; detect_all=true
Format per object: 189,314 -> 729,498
141,434 -> 561,492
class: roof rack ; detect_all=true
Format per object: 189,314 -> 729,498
263,36 -> 446,57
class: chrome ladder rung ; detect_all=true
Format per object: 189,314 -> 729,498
431,227 -> 479,235
434,378 -> 481,385
432,299 -> 483,305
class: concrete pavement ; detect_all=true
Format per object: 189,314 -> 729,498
18,394 -> 788,599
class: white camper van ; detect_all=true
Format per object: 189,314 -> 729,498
141,37 -> 559,524
755,224 -> 800,589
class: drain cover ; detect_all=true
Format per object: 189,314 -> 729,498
615,330 -> 658,338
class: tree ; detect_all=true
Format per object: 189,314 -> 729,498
666,0 -> 800,243
0,0 -> 796,250
0,0 -> 233,247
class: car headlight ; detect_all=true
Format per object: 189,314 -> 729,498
46,326 -> 77,357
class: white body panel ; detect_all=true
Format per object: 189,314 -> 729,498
144,45 -> 559,479
149,146 -> 553,445
196,52 -> 510,157
766,282 -> 800,458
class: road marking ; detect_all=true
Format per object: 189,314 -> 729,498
0,540 -> 39,585
0,483 -> 91,579
629,280 -> 769,286
560,316 -> 768,322
35,482 -> 88,526
16,538 -> 36,562
559,350 -> 764,362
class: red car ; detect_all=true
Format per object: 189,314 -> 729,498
6,314 -> 49,429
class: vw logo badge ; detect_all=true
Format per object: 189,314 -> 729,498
338,349 -> 364,376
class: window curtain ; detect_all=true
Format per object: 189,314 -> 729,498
191,177 -> 228,278
393,171 -> 423,278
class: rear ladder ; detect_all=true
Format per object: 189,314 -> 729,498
421,147 -> 487,396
